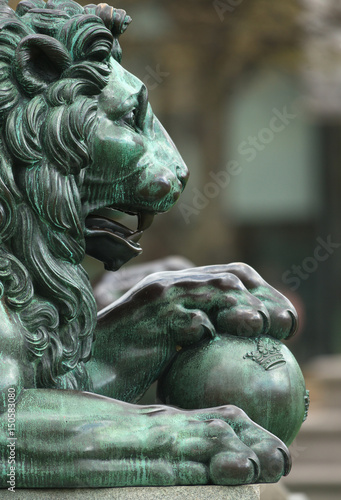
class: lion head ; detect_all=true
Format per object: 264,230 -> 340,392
0,0 -> 188,390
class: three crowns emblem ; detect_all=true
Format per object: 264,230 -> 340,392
244,337 -> 286,371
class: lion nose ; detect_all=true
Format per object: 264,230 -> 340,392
177,165 -> 189,190
138,177 -> 172,200
155,177 -> 172,198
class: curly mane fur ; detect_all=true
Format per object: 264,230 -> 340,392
0,0 -> 129,389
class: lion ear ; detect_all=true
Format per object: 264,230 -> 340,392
14,34 -> 72,95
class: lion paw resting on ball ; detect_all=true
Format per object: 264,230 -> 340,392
0,0 -> 306,488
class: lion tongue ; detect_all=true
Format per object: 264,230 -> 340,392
84,216 -> 143,271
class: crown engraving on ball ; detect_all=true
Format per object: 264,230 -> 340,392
244,337 -> 287,371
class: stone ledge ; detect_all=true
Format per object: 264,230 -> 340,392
1,485 -> 260,500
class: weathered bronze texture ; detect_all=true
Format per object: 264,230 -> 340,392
0,0 -> 307,489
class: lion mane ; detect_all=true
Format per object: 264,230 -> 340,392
0,0 -> 130,390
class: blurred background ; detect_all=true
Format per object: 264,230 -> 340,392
82,0 -> 341,367
9,0 -> 341,498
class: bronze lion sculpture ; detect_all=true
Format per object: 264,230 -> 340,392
0,0 -> 306,489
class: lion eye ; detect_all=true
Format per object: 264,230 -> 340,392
122,108 -> 138,130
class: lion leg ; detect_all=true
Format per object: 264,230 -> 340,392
0,389 -> 289,487
90,264 -> 298,404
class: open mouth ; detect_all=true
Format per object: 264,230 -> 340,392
84,210 -> 155,271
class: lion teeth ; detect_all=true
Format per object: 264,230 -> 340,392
137,213 -> 154,232
128,231 -> 143,243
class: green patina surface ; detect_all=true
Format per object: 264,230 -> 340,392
0,0 -> 307,489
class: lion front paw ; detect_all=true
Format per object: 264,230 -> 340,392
195,406 -> 292,485
140,405 -> 291,486
172,262 -> 298,341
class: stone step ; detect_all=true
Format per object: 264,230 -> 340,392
260,483 -> 313,500
283,463 -> 341,500
289,409 -> 341,464
281,359 -> 341,500
0,486 -> 260,500
304,355 -> 341,409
